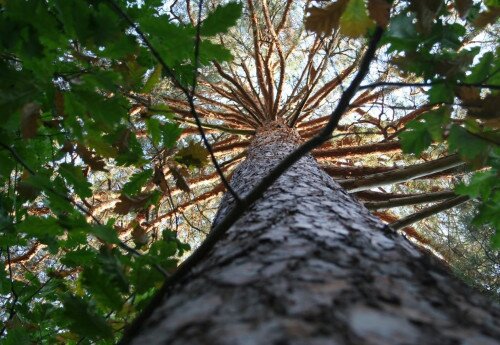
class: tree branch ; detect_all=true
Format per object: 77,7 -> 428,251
364,190 -> 457,211
359,81 -> 500,91
339,154 -> 465,192
390,195 -> 470,230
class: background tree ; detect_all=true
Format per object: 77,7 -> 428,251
0,0 -> 499,343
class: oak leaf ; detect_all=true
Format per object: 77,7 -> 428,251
54,90 -> 65,117
454,0 -> 473,18
340,0 -> 375,38
75,145 -> 107,171
169,165 -> 190,193
474,7 -> 500,28
175,141 -> 209,169
409,0 -> 443,34
21,102 -> 41,139
114,193 -> 152,215
153,166 -> 170,194
304,0 -> 349,35
368,0 -> 391,28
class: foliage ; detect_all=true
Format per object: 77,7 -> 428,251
0,0 -> 241,343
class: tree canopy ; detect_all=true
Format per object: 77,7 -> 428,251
0,0 -> 499,343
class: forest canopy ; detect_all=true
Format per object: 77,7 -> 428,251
0,0 -> 499,343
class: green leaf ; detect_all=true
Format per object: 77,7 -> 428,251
142,64 -> 162,93
465,51 -> 495,83
17,216 -> 64,238
382,13 -> 419,52
0,150 -> 15,179
61,248 -> 98,267
90,224 -> 120,244
448,125 -> 490,163
455,170 -> 498,200
81,265 -> 124,310
492,229 -> 500,249
420,107 -> 450,141
339,0 -> 375,37
428,83 -> 454,104
399,121 -> 432,155
201,2 -> 243,36
62,294 -> 113,340
199,40 -> 234,64
2,327 -> 31,345
59,163 -> 92,199
146,117 -> 162,146
161,122 -> 183,148
122,169 -> 153,196
97,247 -> 129,293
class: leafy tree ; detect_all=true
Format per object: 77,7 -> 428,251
0,0 -> 499,343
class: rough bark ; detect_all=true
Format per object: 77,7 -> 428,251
126,124 -> 500,345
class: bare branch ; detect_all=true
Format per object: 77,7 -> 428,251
339,154 -> 465,192
364,190 -> 458,211
390,196 -> 470,230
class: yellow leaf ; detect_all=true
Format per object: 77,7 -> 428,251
175,141 -> 209,169
367,0 -> 391,28
340,0 -> 375,38
304,0 -> 349,35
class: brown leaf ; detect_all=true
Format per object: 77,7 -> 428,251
304,0 -> 349,35
114,193 -> 151,215
455,86 -> 481,105
115,129 -> 131,153
17,170 -> 39,201
409,0 -> 443,34
153,166 -> 172,194
474,7 -> 500,28
54,90 -> 65,117
454,0 -> 473,18
132,224 -> 148,247
169,165 -> 190,193
75,145 -> 107,171
469,93 -> 500,121
60,141 -> 74,154
21,102 -> 41,139
368,0 -> 391,28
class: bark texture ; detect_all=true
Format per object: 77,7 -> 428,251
128,123 -> 500,345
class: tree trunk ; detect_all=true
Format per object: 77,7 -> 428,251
124,122 -> 500,345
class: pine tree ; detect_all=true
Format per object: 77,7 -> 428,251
1,0 -> 499,343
